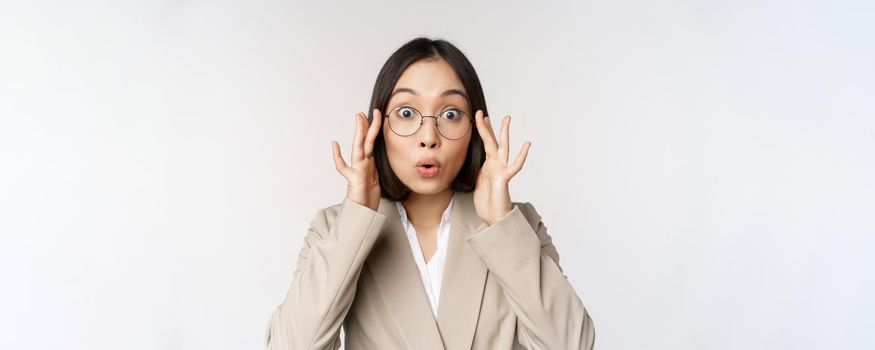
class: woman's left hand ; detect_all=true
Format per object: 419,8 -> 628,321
472,110 -> 532,226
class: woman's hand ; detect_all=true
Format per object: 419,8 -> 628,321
472,110 -> 532,225
332,109 -> 383,212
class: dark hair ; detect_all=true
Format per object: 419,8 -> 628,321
368,37 -> 488,201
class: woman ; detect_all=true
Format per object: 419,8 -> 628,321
266,37 -> 595,350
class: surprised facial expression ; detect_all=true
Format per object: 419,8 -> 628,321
383,58 -> 473,195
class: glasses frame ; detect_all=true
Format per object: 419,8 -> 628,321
383,105 -> 473,140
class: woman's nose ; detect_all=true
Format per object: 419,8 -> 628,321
417,117 -> 440,149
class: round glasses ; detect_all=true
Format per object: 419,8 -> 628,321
384,106 -> 472,140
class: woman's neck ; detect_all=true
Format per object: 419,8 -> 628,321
400,188 -> 454,228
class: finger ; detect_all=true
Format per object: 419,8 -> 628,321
363,109 -> 382,157
351,112 -> 365,161
510,141 -> 531,175
474,110 -> 497,155
499,115 -> 511,163
332,140 -> 349,173
484,114 -> 500,151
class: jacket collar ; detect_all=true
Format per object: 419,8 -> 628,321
367,191 -> 488,350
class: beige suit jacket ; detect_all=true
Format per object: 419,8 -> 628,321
266,191 -> 595,349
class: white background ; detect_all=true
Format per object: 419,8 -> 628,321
2,0 -> 873,349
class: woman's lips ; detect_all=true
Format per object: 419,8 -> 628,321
416,164 -> 440,177
415,156 -> 440,177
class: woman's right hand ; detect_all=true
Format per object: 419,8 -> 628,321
332,109 -> 383,212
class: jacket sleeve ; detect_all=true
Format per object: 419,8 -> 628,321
266,198 -> 389,350
465,202 -> 596,350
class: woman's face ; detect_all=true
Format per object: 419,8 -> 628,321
383,58 -> 472,196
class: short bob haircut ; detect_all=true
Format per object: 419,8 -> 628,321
368,37 -> 488,201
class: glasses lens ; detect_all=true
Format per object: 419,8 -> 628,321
387,107 -> 471,139
388,107 -> 422,136
436,109 -> 470,139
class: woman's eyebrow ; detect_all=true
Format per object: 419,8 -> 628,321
390,87 -> 469,101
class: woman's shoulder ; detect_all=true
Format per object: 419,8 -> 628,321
310,199 -> 348,220
511,200 -> 543,229
307,198 -> 385,231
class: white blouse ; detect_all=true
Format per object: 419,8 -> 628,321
394,193 -> 455,318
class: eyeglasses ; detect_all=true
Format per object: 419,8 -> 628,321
384,105 -> 472,140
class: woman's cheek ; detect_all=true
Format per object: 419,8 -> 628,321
448,143 -> 469,177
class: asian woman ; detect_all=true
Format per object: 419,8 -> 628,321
266,37 -> 595,350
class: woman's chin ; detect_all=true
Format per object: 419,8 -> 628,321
404,180 -> 450,196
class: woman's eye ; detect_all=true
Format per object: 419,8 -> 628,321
441,109 -> 460,120
398,107 -> 415,119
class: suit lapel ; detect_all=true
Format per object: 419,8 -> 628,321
366,196 -> 445,350
437,191 -> 489,350
365,191 -> 489,350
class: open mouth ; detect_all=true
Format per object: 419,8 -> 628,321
415,157 -> 441,169
415,160 -> 440,177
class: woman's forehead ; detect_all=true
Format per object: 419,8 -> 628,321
393,59 -> 467,99
388,87 -> 469,105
